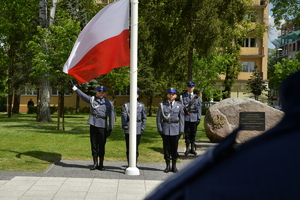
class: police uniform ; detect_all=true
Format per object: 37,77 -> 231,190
180,81 -> 201,156
71,84 -> 115,171
145,72 -> 300,200
121,88 -> 147,165
156,88 -> 184,173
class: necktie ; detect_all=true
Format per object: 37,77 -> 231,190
170,102 -> 172,108
189,94 -> 191,99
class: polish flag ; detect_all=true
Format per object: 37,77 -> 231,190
63,0 -> 130,84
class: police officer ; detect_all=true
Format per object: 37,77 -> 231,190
145,72 -> 300,200
156,88 -> 184,173
69,81 -> 114,171
121,87 -> 147,166
180,81 -> 201,156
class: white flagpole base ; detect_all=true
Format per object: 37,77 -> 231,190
125,167 -> 140,175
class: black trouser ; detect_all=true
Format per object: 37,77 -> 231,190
125,134 -> 141,160
90,125 -> 107,157
184,121 -> 197,144
162,135 -> 179,161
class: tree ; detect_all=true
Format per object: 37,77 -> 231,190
270,0 -> 300,26
269,52 -> 300,89
247,66 -> 267,100
137,0 -> 264,100
0,0 -> 39,117
30,0 -> 97,123
192,54 -> 226,102
267,48 -> 283,103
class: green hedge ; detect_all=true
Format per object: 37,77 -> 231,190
63,105 -> 160,115
28,105 -> 201,116
202,107 -> 208,115
27,106 -> 58,114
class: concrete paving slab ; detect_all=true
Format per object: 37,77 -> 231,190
0,159 -> 200,200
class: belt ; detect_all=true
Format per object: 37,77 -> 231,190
163,120 -> 179,123
91,113 -> 107,119
189,110 -> 198,113
127,120 -> 142,122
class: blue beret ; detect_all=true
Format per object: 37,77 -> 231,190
96,86 -> 107,92
167,87 -> 177,94
186,81 -> 195,86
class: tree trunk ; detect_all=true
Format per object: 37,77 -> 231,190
57,91 -> 64,130
12,93 -> 20,114
39,0 -> 47,28
61,93 -> 65,130
57,92 -> 61,130
59,92 -> 64,117
224,85 -> 232,98
7,94 -> 13,118
36,0 -> 54,122
76,95 -> 80,114
50,0 -> 58,25
223,65 -> 232,99
187,47 -> 193,81
36,78 -> 52,122
147,95 -> 153,116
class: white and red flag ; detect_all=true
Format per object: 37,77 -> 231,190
63,0 -> 130,84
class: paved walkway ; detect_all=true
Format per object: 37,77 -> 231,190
0,159 -> 194,200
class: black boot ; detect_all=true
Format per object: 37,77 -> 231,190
184,143 -> 190,156
190,143 -> 197,155
98,157 -> 105,171
164,160 -> 170,173
126,154 -> 129,168
172,160 -> 178,173
90,157 -> 98,170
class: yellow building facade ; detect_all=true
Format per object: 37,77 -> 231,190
220,0 -> 269,101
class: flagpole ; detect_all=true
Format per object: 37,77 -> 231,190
125,0 -> 139,176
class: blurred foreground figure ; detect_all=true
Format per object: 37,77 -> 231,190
145,71 -> 300,200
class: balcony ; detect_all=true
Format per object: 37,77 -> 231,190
240,47 -> 264,57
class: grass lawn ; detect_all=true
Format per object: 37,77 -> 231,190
0,113 -> 208,172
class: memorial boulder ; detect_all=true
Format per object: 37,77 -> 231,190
204,98 -> 284,143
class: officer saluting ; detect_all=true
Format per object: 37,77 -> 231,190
180,81 -> 201,156
121,87 -> 147,167
156,87 -> 184,173
69,81 -> 114,171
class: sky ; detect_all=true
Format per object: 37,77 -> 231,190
268,3 -> 284,49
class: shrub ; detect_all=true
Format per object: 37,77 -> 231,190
115,105 -> 123,115
50,106 -> 58,114
64,106 -> 77,114
201,107 -> 208,115
80,106 -> 90,113
145,106 -> 158,115
27,106 -> 37,114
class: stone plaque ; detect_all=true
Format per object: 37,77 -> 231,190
239,112 -> 265,131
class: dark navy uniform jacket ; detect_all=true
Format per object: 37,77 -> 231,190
145,72 -> 300,200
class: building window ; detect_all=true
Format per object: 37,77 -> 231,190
51,87 -> 70,96
114,86 -> 130,96
20,84 -> 37,95
242,38 -> 256,47
293,43 -> 296,51
240,61 -> 255,72
245,13 -> 257,22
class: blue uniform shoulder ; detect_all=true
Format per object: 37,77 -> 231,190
138,101 -> 145,106
175,101 -> 183,106
181,93 -> 188,97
